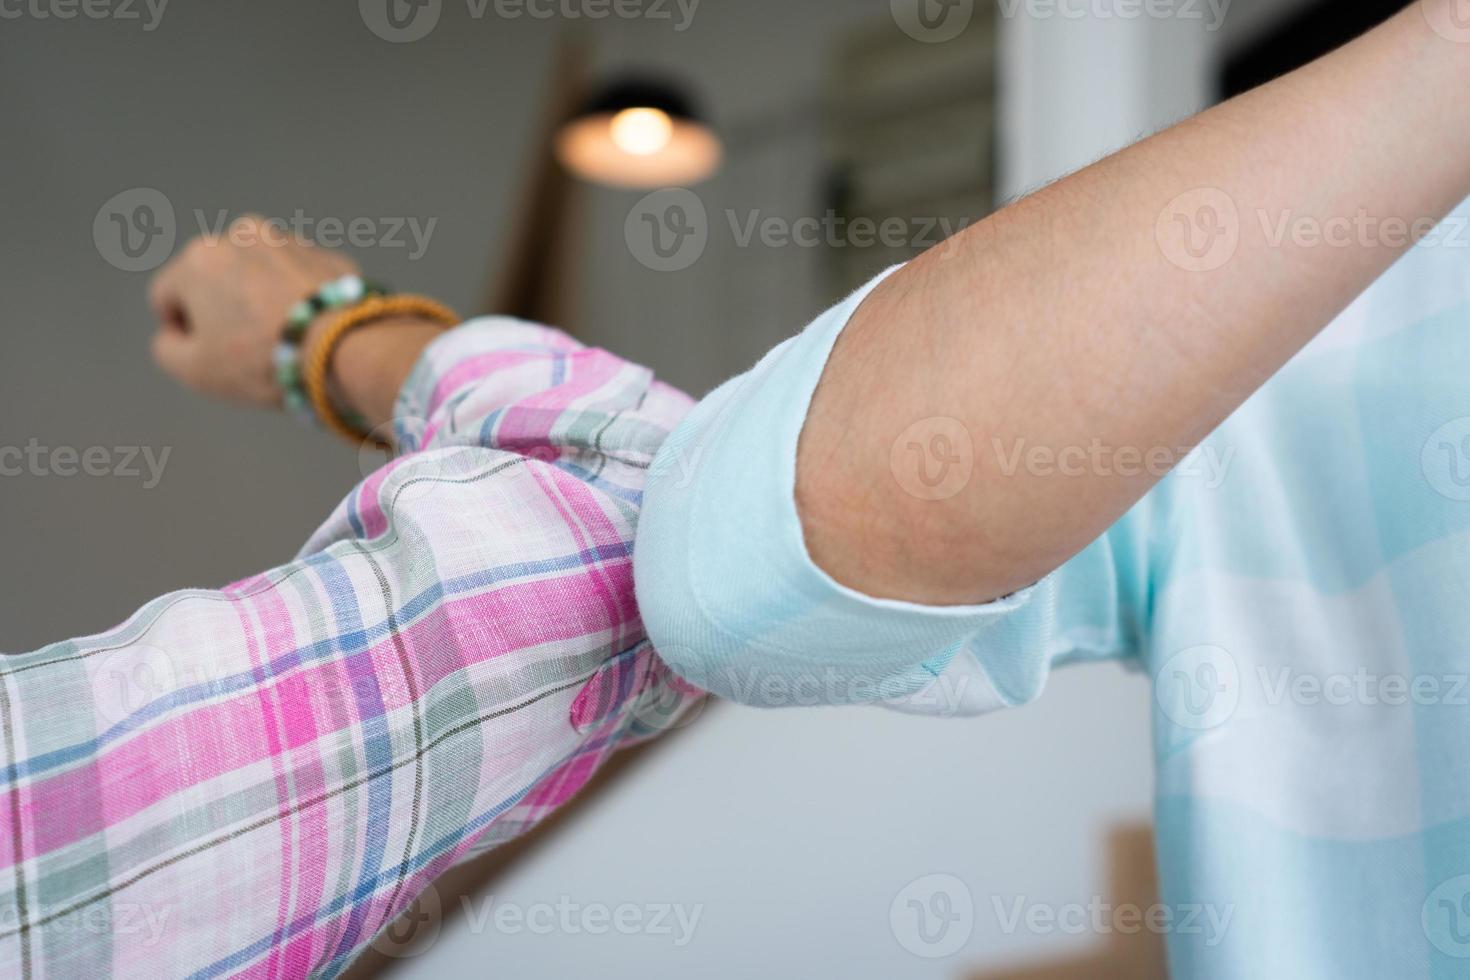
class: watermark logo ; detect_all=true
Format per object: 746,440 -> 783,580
371,882 -> 442,958
94,187 -> 176,272
630,645 -> 709,732
1155,187 -> 1239,272
1423,0 -> 1470,44
1424,875 -> 1470,957
361,0 -> 442,41
625,188 -> 709,272
90,644 -> 178,727
891,0 -> 974,43
890,873 -> 974,958
1154,644 -> 1239,730
355,414 -> 453,482
358,421 -> 407,479
1423,417 -> 1470,501
890,417 -> 975,501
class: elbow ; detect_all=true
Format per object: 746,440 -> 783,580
795,474 -> 1041,607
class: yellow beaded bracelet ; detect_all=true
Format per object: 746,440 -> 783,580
302,293 -> 459,450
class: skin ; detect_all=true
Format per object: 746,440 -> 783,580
148,214 -> 444,432
152,0 -> 1470,610
797,0 -> 1470,605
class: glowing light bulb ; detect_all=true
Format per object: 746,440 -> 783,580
609,107 -> 674,156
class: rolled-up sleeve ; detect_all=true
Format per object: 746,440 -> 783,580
634,267 -> 1144,712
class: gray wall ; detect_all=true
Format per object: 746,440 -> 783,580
2,1 -> 559,648
1,0 -> 1302,976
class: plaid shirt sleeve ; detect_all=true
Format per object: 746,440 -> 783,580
0,317 -> 703,980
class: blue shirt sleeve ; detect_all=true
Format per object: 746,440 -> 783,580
634,266 -> 1147,710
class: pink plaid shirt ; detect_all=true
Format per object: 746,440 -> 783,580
0,318 -> 703,978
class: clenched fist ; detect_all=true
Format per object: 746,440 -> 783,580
148,215 -> 359,406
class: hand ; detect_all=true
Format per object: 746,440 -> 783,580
148,215 -> 359,407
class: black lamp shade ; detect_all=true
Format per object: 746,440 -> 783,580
554,76 -> 722,189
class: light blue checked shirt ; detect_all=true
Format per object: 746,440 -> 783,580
635,198 -> 1470,977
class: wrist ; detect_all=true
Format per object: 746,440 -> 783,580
302,312 -> 449,439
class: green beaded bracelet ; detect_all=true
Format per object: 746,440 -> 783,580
274,275 -> 386,426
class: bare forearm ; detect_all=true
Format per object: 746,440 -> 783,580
798,0 -> 1470,605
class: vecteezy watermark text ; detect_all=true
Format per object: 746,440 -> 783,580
995,0 -> 1230,28
359,0 -> 698,43
194,209 -> 437,260
484,0 -> 698,27
0,0 -> 168,30
992,436 -> 1235,488
94,190 -> 440,272
1157,187 -> 1470,273
888,873 -> 1233,959
991,895 -> 1234,946
624,188 -> 972,272
0,440 -> 171,489
1154,643 -> 1470,732
459,896 -> 703,946
890,0 -> 1229,44
0,902 -> 172,946
1257,209 -> 1470,251
368,884 -> 703,959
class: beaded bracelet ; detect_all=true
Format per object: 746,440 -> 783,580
303,294 -> 459,450
273,275 -> 387,424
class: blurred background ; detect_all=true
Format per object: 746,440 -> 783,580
0,0 -> 1402,975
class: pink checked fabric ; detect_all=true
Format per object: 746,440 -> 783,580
0,318 -> 704,978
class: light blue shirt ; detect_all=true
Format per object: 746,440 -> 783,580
635,200 -> 1470,977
